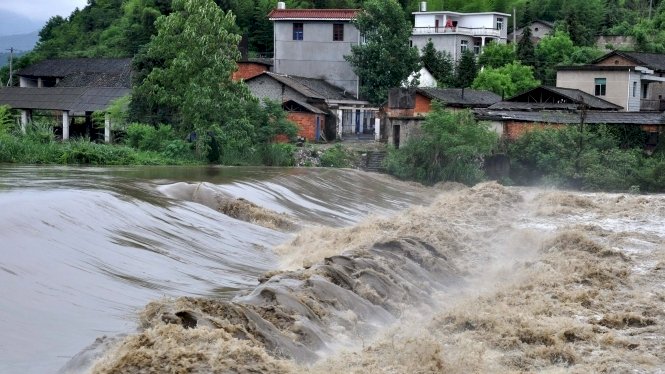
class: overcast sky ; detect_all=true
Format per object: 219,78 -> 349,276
0,0 -> 88,22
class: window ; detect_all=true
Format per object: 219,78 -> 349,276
333,23 -> 344,41
460,40 -> 468,53
633,81 -> 637,97
642,83 -> 649,99
293,23 -> 303,40
473,40 -> 481,54
496,17 -> 504,30
594,78 -> 606,96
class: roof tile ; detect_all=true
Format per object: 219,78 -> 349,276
268,9 -> 359,20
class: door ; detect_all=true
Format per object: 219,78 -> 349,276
393,125 -> 401,149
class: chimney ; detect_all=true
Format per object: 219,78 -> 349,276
277,1 -> 286,9
420,1 -> 427,12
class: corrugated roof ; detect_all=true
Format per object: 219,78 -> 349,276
0,87 -> 130,112
506,86 -> 622,111
417,87 -> 501,107
18,58 -> 132,78
475,109 -> 665,125
268,9 -> 359,20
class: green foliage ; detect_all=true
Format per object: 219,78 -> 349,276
558,0 -> 604,46
508,125 -> 664,192
535,30 -> 604,85
131,0 -> 262,159
320,144 -> 352,167
472,62 -> 540,98
454,50 -> 478,88
260,143 -> 296,166
478,42 -> 517,69
385,103 -> 498,185
0,105 -> 14,134
421,40 -> 454,87
345,0 -> 420,104
516,25 -> 536,66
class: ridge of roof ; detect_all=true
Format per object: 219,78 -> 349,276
268,8 -> 359,20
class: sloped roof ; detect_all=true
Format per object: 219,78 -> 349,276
0,87 -> 130,112
18,58 -> 132,78
594,51 -> 665,72
56,71 -> 132,88
417,87 -> 501,108
268,9 -> 359,20
283,99 -> 326,114
246,72 -> 357,101
475,109 -> 665,125
504,86 -> 622,111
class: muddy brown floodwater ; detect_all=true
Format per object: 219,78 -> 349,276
84,178 -> 665,373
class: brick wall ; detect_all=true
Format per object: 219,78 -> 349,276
232,63 -> 269,81
504,122 -> 565,140
414,93 -> 432,114
287,112 -> 324,141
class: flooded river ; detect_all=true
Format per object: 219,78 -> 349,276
1,166 -> 663,373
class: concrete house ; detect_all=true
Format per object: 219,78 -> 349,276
269,4 -> 361,98
557,51 -> 665,112
507,20 -> 554,44
411,2 -> 510,61
0,58 -> 131,142
245,72 -> 375,141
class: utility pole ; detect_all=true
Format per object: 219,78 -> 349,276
6,47 -> 13,87
513,8 -> 517,47
649,0 -> 654,19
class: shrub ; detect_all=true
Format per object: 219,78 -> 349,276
385,103 -> 497,185
260,143 -> 295,166
320,144 -> 351,168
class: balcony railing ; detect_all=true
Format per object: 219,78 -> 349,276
412,26 -> 501,37
640,99 -> 665,112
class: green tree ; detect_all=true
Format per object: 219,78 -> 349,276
130,0 -> 263,157
384,102 -> 498,185
421,40 -> 454,86
454,49 -> 478,88
535,30 -> 576,84
472,61 -> 540,97
477,41 -> 517,68
345,0 -> 420,104
516,25 -> 536,67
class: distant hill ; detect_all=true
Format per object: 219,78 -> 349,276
0,31 -> 39,52
0,10 -> 43,36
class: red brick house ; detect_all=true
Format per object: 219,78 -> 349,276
232,59 -> 272,81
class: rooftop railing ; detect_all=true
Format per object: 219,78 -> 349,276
412,26 -> 501,37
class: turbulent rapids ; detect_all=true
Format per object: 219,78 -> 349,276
1,166 -> 663,373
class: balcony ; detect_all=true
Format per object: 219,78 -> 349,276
412,26 -> 501,37
640,99 -> 665,112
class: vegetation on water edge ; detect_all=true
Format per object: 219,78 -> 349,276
384,103 -> 665,192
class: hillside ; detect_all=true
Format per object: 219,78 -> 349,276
0,10 -> 43,36
0,31 -> 39,52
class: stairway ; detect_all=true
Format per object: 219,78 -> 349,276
363,151 -> 387,173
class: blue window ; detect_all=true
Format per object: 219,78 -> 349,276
594,78 -> 606,96
293,23 -> 303,40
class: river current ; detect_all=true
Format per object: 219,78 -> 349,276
2,166 -> 664,373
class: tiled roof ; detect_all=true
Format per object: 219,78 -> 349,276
268,9 -> 359,20
417,87 -> 501,107
0,87 -> 130,112
18,58 -> 132,78
56,71 -> 132,88
283,99 -> 326,114
616,51 -> 665,72
247,72 -> 357,101
475,109 -> 665,125
505,86 -> 622,111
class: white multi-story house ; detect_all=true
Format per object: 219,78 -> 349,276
410,2 -> 510,61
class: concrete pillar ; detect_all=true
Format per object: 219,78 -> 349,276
104,113 -> 111,143
359,109 -> 366,134
37,78 -> 43,88
352,109 -> 358,135
374,117 -> 380,141
336,109 -> 343,140
19,110 -> 29,134
62,111 -> 70,141
481,36 -> 486,46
